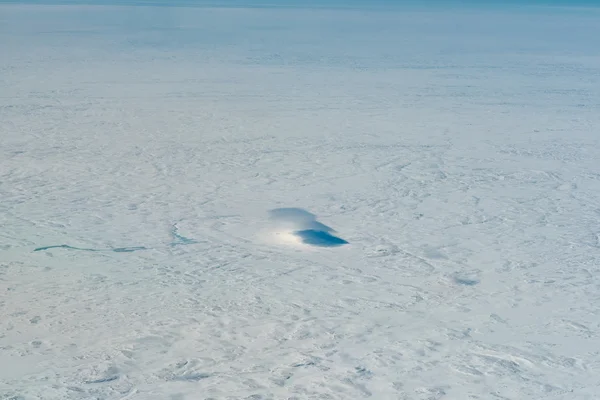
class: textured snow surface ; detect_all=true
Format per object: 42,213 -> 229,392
1,2 -> 600,399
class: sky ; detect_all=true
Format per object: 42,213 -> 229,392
0,0 -> 600,7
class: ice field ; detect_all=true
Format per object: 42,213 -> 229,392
1,1 -> 600,399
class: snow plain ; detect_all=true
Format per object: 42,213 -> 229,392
1,2 -> 600,399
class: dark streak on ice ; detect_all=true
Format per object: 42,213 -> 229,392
355,366 -> 373,378
454,277 -> 479,286
171,373 -> 211,381
292,361 -> 316,368
84,375 -> 119,384
34,244 -> 74,252
169,225 -> 199,246
33,244 -> 148,253
112,247 -> 147,252
33,224 -> 200,254
33,225 -> 199,253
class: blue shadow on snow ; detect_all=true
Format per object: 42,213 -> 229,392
294,229 -> 349,247
269,207 -> 349,248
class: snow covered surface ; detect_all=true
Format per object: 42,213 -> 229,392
1,2 -> 600,399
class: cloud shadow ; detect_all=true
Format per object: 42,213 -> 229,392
269,208 -> 348,248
